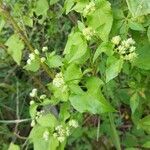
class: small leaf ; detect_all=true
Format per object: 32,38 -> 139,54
5,34 -> 24,65
130,92 -> 139,114
147,26 -> 150,42
128,20 -> 145,31
34,0 -> 49,17
8,143 -> 20,150
142,141 -> 150,148
106,58 -> 124,83
46,52 -> 63,68
50,0 -> 59,5
138,115 -> 150,132
64,0 -> 75,14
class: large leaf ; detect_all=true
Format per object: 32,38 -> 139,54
93,42 -> 114,62
126,0 -> 150,17
37,114 -> 58,127
64,31 -> 87,63
106,58 -> 124,83
64,63 -> 82,83
86,0 -> 113,41
5,34 -> 24,65
70,77 -> 115,114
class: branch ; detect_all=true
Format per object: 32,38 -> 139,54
0,118 -> 31,124
0,2 -> 55,79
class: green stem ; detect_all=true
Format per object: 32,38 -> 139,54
109,113 -> 121,150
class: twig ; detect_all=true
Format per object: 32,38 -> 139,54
0,118 -> 31,124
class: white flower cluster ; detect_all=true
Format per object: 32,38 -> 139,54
83,1 -> 95,17
68,119 -> 79,128
30,110 -> 45,127
43,130 -> 49,141
29,88 -> 37,97
53,72 -> 65,88
42,46 -> 48,52
27,53 -> 36,65
36,110 -> 45,119
82,27 -> 95,41
111,36 -> 137,61
53,119 -> 79,143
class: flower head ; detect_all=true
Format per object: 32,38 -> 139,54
29,88 -> 37,97
111,36 -> 121,45
68,119 -> 79,128
42,46 -> 48,52
43,130 -> 49,141
82,27 -> 95,41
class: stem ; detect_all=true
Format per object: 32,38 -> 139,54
0,3 -> 54,79
0,118 -> 31,124
109,113 -> 121,150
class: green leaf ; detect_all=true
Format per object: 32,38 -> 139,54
70,92 -> 114,114
64,0 -> 75,14
35,0 -> 49,17
8,143 -> 20,150
37,114 -> 58,127
64,63 -> 82,83
138,115 -> 150,132
70,77 -> 115,114
106,58 -> 124,83
86,0 -> 113,41
46,52 -> 63,68
126,0 -> 150,17
50,0 -> 59,5
5,34 -> 24,65
64,31 -> 87,63
130,92 -> 139,114
142,141 -> 150,148
24,59 -> 40,72
134,42 -> 150,70
85,77 -> 104,94
147,25 -> 150,42
93,42 -> 114,62
128,20 -> 145,31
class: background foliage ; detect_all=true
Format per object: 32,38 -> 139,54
0,0 -> 150,150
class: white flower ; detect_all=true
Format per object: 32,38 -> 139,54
68,119 -> 79,128
31,120 -> 35,127
57,136 -> 65,143
129,46 -> 136,52
43,130 -> 49,141
82,27 -> 95,41
111,36 -> 121,45
29,53 -> 35,60
40,94 -> 47,99
29,88 -> 37,97
40,57 -> 46,63
30,100 -> 35,105
27,59 -> 31,65
34,49 -> 40,55
53,72 -> 65,88
126,38 -> 135,45
42,46 -> 48,52
65,127 -> 70,136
